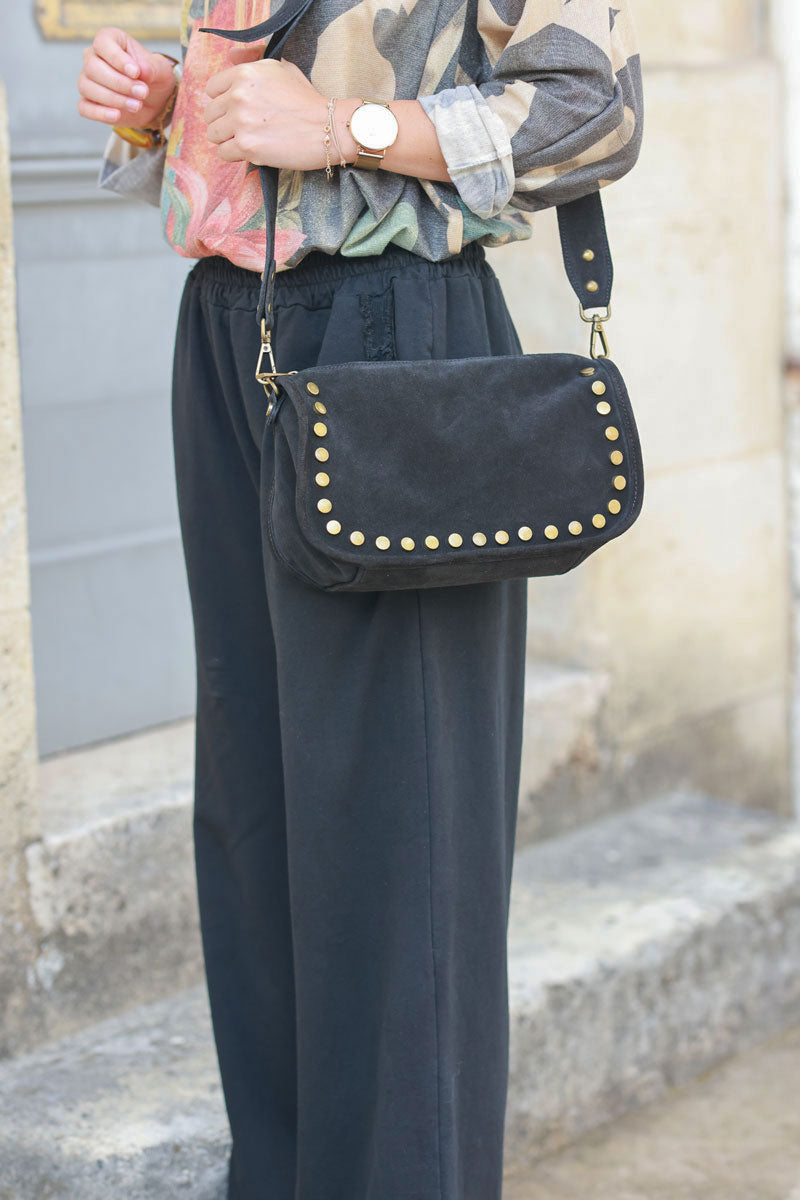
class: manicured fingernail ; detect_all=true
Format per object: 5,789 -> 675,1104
124,61 -> 138,77
125,98 -> 141,111
131,82 -> 147,98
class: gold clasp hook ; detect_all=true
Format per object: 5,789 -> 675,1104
256,318 -> 278,392
256,318 -> 296,414
579,304 -> 611,360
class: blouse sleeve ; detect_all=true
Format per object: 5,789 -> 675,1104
417,0 -> 643,219
96,56 -> 183,208
97,130 -> 168,208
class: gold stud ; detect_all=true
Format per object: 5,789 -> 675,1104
591,380 -> 607,395
313,421 -> 327,437
544,525 -> 558,539
315,472 -> 330,487
448,533 -> 463,548
568,521 -> 583,535
425,535 -> 439,550
592,513 -> 606,528
350,530 -> 365,546
313,400 -> 327,415
604,426 -> 620,441
596,400 -> 611,415
306,381 -> 320,395
612,475 -> 627,490
376,535 -> 391,550
401,537 -> 415,551
582,249 -> 595,262
326,519 -> 341,535
609,449 -> 623,465
586,280 -> 599,293
314,447 -> 329,462
317,498 -> 332,514
580,367 -> 596,376
608,498 -> 622,514
472,532 -> 487,546
518,526 -> 533,541
495,530 -> 510,545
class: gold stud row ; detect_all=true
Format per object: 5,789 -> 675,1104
306,370 -> 626,551
320,523 -> 624,549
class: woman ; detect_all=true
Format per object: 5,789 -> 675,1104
77,3 -> 642,1196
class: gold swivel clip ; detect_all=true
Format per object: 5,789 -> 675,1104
579,304 -> 611,360
256,318 -> 296,414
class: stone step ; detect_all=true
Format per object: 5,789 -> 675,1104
504,789 -> 800,1161
25,718 -> 204,1043
518,658 -> 610,842
24,660 -> 606,1041
4,791 -> 800,1198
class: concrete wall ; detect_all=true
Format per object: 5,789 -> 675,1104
493,0 -> 791,819
0,5 -> 195,758
771,0 -> 800,819
771,0 -> 800,361
0,78 -> 44,1055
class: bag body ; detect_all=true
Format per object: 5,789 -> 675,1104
265,352 -> 642,592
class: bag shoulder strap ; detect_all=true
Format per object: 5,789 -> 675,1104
201,0 -> 614,357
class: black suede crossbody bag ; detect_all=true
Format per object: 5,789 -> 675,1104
202,0 -> 645,593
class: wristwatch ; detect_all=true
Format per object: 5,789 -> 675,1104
346,99 -> 399,170
113,53 -> 181,150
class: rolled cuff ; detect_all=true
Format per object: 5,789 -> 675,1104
418,85 -> 515,220
97,127 -> 169,208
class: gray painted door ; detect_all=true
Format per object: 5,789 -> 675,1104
2,9 -> 198,755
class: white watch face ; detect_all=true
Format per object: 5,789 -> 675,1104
349,102 -> 399,152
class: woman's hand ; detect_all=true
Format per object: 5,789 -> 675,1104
77,27 -> 176,128
202,53 -> 330,171
202,43 -> 451,183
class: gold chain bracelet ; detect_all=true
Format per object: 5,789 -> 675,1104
322,97 -> 335,180
322,97 -> 348,179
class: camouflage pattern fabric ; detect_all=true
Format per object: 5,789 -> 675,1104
98,0 -> 643,272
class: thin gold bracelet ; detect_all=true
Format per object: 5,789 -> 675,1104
329,98 -> 349,170
322,97 -> 335,180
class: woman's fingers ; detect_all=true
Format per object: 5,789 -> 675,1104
227,42 -> 266,65
90,26 -> 146,79
204,114 -> 237,144
77,97 -> 123,124
77,27 -> 177,127
200,94 -> 216,122
215,138 -> 249,162
82,51 -> 149,99
204,64 -> 238,99
78,74 -> 144,115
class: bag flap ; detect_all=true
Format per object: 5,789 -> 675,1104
273,352 -> 643,568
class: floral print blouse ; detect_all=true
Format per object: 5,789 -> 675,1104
98,0 -> 643,273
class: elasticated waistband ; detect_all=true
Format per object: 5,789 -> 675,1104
189,239 -> 488,293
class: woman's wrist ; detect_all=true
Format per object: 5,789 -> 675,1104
323,97 -> 450,182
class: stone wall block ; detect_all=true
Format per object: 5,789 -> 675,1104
634,0 -> 763,66
0,76 -> 44,1057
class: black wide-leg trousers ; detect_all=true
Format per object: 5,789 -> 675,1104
170,242 -> 528,1200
